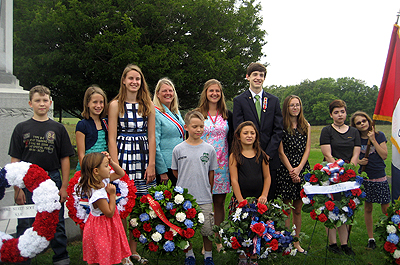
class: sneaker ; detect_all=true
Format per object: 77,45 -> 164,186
185,256 -> 196,265
327,244 -> 342,254
367,239 -> 376,249
341,245 -> 355,256
204,257 -> 214,265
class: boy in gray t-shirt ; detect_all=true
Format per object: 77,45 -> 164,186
172,110 -> 217,265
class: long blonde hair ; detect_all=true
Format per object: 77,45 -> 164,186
112,64 -> 152,117
282,95 -> 308,135
153,78 -> 180,114
196,79 -> 228,120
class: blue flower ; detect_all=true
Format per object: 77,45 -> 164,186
139,234 -> 147,244
347,208 -> 353,217
163,240 -> 175,252
156,224 -> 166,234
387,233 -> 399,244
344,190 -> 352,197
359,192 -> 366,198
139,213 -> 150,222
183,200 -> 192,210
392,215 -> 400,225
355,176 -> 364,185
272,232 -> 282,239
279,234 -> 293,247
166,202 -> 174,210
184,219 -> 194,228
333,206 -> 339,215
304,173 -> 311,182
307,194 -> 314,200
155,191 -> 164,201
174,186 -> 184,194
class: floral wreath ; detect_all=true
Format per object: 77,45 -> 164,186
376,199 -> 400,264
66,170 -> 136,230
0,162 -> 61,263
300,159 -> 366,228
212,198 -> 296,259
128,181 -> 204,254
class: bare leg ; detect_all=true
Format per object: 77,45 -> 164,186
364,202 -> 374,238
326,227 -> 337,244
213,194 -> 226,252
292,199 -> 304,252
283,199 -> 292,229
337,225 -> 349,245
381,203 -> 389,215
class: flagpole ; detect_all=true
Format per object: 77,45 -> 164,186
397,9 -> 400,24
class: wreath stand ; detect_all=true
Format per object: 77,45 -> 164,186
302,219 -> 356,265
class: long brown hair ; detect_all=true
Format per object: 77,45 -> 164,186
81,85 -> 108,119
282,95 -> 308,135
230,121 -> 267,166
112,64 -> 152,117
350,111 -> 375,133
77,152 -> 106,198
196,79 -> 228,120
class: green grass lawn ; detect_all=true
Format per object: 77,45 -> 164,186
40,122 -> 391,264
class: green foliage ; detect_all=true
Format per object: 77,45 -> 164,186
14,0 -> 266,116
264,77 -> 379,125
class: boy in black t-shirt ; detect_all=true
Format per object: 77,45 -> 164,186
8,85 -> 74,265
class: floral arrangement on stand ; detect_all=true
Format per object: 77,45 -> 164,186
211,197 -> 296,259
300,159 -> 366,228
0,162 -> 61,263
66,170 -> 136,230
376,199 -> 400,264
128,181 -> 204,254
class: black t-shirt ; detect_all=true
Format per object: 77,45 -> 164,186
8,118 -> 74,171
319,125 -> 361,162
237,154 -> 265,199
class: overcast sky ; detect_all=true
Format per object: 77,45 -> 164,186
261,1 -> 399,87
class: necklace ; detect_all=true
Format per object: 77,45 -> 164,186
208,110 -> 219,127
333,123 -> 345,129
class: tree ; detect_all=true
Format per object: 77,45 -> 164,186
13,0 -> 266,116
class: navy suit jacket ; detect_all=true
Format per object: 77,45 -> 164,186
233,89 -> 283,169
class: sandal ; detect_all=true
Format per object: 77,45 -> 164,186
122,257 -> 133,265
131,253 -> 149,264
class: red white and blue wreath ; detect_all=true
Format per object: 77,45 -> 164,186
301,159 -> 366,228
66,169 -> 136,229
0,162 -> 61,263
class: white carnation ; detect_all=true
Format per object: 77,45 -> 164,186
394,249 -> 400,259
198,213 -> 205,223
130,218 -> 138,227
219,228 -> 224,237
387,225 -> 397,234
174,194 -> 185,204
339,214 -> 347,223
302,197 -> 311,204
176,212 -> 186,222
235,208 -> 242,215
242,212 -> 249,219
322,180 -> 330,186
151,232 -> 162,242
328,211 -> 339,221
149,210 -> 157,219
318,206 -> 326,211
170,228 -> 178,236
353,198 -> 360,205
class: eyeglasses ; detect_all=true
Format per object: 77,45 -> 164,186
355,119 -> 367,126
289,104 -> 300,108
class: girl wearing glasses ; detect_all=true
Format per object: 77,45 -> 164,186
276,95 -> 310,254
350,111 -> 390,250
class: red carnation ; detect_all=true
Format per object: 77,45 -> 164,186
164,231 -> 174,241
300,189 -> 307,198
0,238 -> 28,263
132,228 -> 141,238
314,163 -> 323,170
384,241 -> 397,253
164,190 -> 172,199
396,258 -> 400,265
346,169 -> 356,178
311,200 -> 315,206
309,175 -> 318,183
238,200 -> 248,208
149,242 -> 159,252
251,222 -> 266,237
184,228 -> 195,239
24,165 -> 50,192
140,196 -> 148,203
267,239 -> 279,251
325,201 -> 335,211
33,210 -> 59,240
282,210 -> 290,216
348,199 -> 356,210
310,210 -> 317,220
396,210 -> 400,215
170,208 -> 177,215
257,203 -> 268,214
143,223 -> 152,232
231,237 -> 241,250
186,208 -> 197,219
351,188 -> 362,196
340,173 -> 350,182
318,213 -> 328,222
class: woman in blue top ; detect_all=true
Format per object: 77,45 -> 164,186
153,78 -> 185,186
76,86 -> 108,170
350,111 -> 390,250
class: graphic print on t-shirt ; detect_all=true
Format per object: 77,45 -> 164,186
26,131 -> 55,154
200,152 -> 209,164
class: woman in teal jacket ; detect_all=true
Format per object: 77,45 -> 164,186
153,78 -> 185,186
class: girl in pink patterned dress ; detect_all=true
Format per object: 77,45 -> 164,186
78,152 -> 132,265
196,79 -> 233,252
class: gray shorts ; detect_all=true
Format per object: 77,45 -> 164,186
199,203 -> 214,237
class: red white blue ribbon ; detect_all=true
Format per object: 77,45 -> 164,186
155,106 -> 185,139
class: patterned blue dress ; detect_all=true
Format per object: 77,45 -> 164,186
117,102 -> 156,195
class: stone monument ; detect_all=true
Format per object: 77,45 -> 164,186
0,0 -> 31,167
